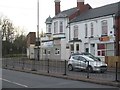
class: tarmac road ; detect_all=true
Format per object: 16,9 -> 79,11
2,69 -> 119,88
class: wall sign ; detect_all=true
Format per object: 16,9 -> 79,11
99,36 -> 110,41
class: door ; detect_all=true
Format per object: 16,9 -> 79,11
79,56 -> 87,69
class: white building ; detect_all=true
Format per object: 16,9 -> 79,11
35,0 -> 120,60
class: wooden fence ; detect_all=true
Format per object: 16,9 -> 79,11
105,56 -> 120,68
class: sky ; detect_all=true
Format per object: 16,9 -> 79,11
0,0 -> 120,35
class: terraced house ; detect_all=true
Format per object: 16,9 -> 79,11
27,0 -> 120,61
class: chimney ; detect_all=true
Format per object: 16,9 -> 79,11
55,0 -> 61,15
77,0 -> 85,12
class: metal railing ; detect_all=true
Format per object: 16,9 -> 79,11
2,57 -> 120,82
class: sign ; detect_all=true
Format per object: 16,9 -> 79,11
99,36 -> 110,41
43,41 -> 53,47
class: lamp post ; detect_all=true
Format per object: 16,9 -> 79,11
37,0 -> 40,61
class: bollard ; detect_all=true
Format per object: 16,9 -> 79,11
87,61 -> 90,79
47,59 -> 49,73
63,60 -> 67,75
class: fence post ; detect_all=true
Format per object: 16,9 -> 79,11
47,59 -> 49,73
63,60 -> 67,75
5,59 -> 7,68
22,58 -> 24,70
87,61 -> 90,79
115,62 -> 118,82
12,59 -> 14,68
31,59 -> 36,71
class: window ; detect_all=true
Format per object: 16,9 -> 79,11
73,25 -> 78,38
85,24 -> 88,37
55,48 -> 60,55
60,21 -> 63,33
76,44 -> 79,51
73,56 -> 79,60
54,21 -> 58,34
48,50 -> 50,55
91,23 -> 94,36
43,49 -> 47,55
80,57 -> 86,62
97,43 -> 114,56
48,25 -> 51,33
71,44 -> 74,51
101,20 -> 108,36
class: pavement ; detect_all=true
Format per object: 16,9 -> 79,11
3,67 -> 120,88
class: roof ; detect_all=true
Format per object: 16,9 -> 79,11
45,16 -> 52,24
70,2 -> 119,23
53,7 -> 78,19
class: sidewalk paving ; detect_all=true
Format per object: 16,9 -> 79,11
4,67 -> 120,88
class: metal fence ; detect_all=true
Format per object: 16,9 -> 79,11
2,57 -> 120,82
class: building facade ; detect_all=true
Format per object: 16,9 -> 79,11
27,0 -> 120,60
26,32 -> 36,59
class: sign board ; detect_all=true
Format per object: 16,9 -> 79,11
99,36 -> 110,41
42,41 -> 53,47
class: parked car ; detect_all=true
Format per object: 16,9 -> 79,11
71,52 -> 101,61
68,55 -> 107,73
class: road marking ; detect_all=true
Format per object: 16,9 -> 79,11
0,78 -> 28,88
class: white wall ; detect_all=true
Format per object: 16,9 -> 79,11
70,15 -> 115,56
70,15 -> 114,41
27,44 -> 35,59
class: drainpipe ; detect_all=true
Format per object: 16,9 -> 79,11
115,2 -> 120,56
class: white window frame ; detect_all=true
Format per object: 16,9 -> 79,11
48,24 -> 51,33
55,48 -> 60,55
91,23 -> 94,37
101,20 -> 108,36
73,25 -> 78,38
60,21 -> 63,33
85,24 -> 88,37
54,21 -> 58,34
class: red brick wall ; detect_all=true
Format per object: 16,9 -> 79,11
55,2 -> 60,15
26,32 -> 36,47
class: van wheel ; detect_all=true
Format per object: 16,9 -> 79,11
68,65 -> 73,71
86,66 -> 93,73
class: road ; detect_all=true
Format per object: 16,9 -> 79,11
2,69 -> 118,88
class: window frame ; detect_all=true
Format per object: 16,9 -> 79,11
54,21 -> 58,34
73,25 -> 78,39
85,24 -> 88,37
101,20 -> 108,36
91,22 -> 94,36
60,21 -> 63,33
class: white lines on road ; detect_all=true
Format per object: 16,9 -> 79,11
0,78 -> 28,88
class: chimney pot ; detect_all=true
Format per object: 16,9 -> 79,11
55,0 -> 61,15
77,0 -> 85,12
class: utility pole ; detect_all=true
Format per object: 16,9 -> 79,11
37,0 -> 40,61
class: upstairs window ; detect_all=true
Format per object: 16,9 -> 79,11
91,23 -> 94,36
73,25 -> 78,38
54,21 -> 58,34
85,24 -> 88,37
101,20 -> 108,36
48,24 -> 51,33
60,21 -> 63,33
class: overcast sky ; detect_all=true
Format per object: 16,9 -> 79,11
0,0 -> 119,35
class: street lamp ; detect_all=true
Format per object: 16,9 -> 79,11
37,0 -> 40,61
